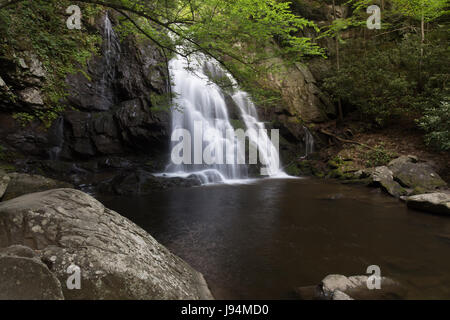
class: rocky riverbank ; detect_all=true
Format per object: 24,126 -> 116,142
291,153 -> 449,216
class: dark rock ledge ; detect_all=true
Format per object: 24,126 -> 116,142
0,188 -> 213,300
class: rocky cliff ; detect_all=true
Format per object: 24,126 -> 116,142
0,9 -> 173,190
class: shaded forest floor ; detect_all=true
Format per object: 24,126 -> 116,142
314,118 -> 450,183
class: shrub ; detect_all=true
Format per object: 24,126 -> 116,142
418,101 -> 450,151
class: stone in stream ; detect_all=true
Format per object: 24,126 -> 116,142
0,188 -> 213,300
332,290 -> 354,300
294,274 -> 405,300
98,169 -> 202,195
406,193 -> 450,216
0,245 -> 64,300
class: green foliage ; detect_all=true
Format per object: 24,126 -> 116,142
391,0 -> 448,22
0,0 -> 101,127
418,101 -> 450,151
322,24 -> 449,125
149,93 -> 172,112
12,112 -> 35,127
285,163 -> 302,176
364,144 -> 397,167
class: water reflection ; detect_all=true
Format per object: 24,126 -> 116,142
99,178 -> 450,299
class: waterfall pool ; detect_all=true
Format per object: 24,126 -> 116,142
98,178 -> 450,300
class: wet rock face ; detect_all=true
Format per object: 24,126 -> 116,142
260,59 -> 334,128
61,15 -> 171,160
0,245 -> 64,300
0,188 -> 213,300
1,12 -> 171,164
0,52 -> 47,113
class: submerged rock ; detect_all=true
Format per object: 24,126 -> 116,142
0,245 -> 64,300
0,189 -> 213,300
99,169 -> 201,195
406,193 -> 450,216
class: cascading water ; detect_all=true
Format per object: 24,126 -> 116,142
48,116 -> 64,161
232,92 -> 282,177
303,126 -> 315,157
164,54 -> 286,184
97,13 -> 120,107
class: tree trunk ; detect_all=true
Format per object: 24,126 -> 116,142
419,13 -> 425,90
332,0 -> 344,123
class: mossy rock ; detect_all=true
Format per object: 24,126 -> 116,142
285,163 -> 302,176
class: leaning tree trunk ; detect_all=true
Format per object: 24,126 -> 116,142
418,12 -> 425,90
332,0 -> 344,123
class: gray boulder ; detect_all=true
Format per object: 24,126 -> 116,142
406,193 -> 450,216
0,171 -> 11,199
0,245 -> 64,300
321,274 -> 404,300
2,173 -> 73,201
332,290 -> 354,300
371,166 -> 407,198
295,274 -> 404,300
388,156 -> 447,192
0,188 -> 213,300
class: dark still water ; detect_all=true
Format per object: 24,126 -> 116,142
98,178 -> 450,299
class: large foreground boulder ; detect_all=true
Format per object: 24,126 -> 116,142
0,189 -> 213,300
406,193 -> 450,216
0,245 -> 64,300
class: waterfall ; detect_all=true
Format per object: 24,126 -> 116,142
49,116 -> 64,161
163,54 -> 286,184
232,92 -> 282,177
303,126 -> 315,157
97,13 -> 120,107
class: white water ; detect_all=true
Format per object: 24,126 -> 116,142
98,13 -> 120,105
303,126 -> 315,157
164,54 -> 286,184
49,116 -> 64,160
